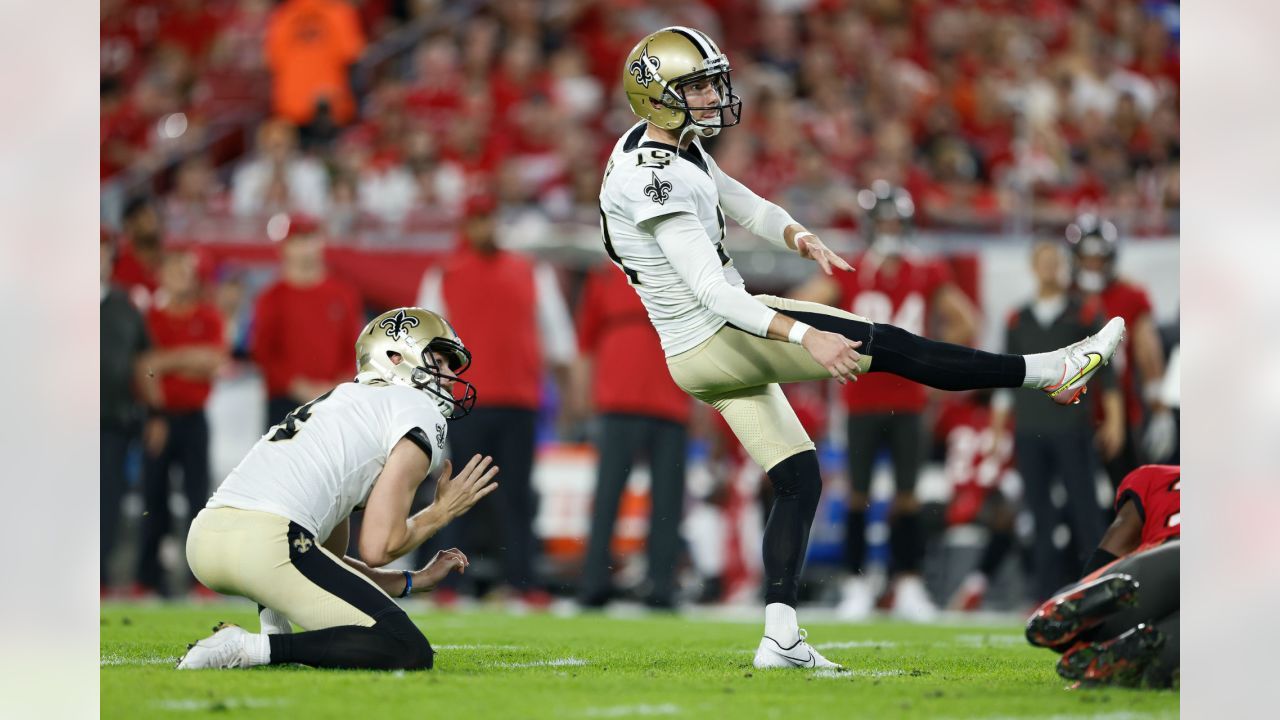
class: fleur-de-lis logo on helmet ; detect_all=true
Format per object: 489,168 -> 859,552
628,45 -> 660,89
378,309 -> 420,339
644,171 -> 673,206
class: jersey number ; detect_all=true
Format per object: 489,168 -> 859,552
852,291 -> 925,335
269,390 -> 334,442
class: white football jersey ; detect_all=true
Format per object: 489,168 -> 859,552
208,381 -> 448,542
598,122 -> 748,356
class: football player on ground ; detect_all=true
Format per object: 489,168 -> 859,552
792,180 -> 979,622
1026,465 -> 1180,687
602,26 -> 1126,670
176,308 -> 498,671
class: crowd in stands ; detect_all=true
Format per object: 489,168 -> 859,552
103,0 -> 1180,238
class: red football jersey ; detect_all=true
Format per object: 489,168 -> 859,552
1094,280 -> 1154,426
1115,464 -> 1181,548
935,396 -> 1014,527
833,252 -> 951,413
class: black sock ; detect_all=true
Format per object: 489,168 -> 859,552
844,509 -> 867,575
268,614 -> 434,670
762,450 -> 823,607
978,529 -> 1014,578
785,311 -> 1025,389
889,512 -> 923,574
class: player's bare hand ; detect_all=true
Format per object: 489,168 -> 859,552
802,330 -> 863,384
434,454 -> 500,519
796,234 -> 855,276
417,548 -> 470,592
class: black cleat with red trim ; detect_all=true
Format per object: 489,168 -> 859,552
1026,573 -> 1140,648
1057,623 -> 1165,686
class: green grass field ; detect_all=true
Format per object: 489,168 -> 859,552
101,602 -> 1178,719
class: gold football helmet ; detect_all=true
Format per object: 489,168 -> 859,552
623,26 -> 741,139
355,307 -> 477,418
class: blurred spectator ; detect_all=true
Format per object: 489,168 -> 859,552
414,195 -> 576,605
165,154 -> 226,233
100,232 -> 155,595
135,252 -> 229,597
576,262 -> 692,610
791,182 -> 978,622
1065,214 -> 1174,482
250,217 -> 364,429
265,0 -> 366,140
992,240 -> 1123,602
113,196 -> 166,310
231,119 -> 329,218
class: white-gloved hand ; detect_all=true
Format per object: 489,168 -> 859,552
259,606 -> 293,635
1143,409 -> 1178,462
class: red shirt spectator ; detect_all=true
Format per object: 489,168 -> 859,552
147,302 -> 226,412
416,198 -> 576,410
577,263 -> 690,425
251,225 -> 364,401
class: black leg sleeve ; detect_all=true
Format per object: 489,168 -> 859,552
268,612 -> 434,670
786,311 -> 1026,390
762,450 -> 823,607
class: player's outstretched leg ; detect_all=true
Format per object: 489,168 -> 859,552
779,299 -> 1125,405
752,450 -> 843,670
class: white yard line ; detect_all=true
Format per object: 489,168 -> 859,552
100,654 -> 178,667
435,644 -> 524,651
582,703 -> 682,717
813,640 -> 899,649
495,657 -> 588,669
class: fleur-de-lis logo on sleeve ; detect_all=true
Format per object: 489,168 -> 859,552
644,172 -> 673,206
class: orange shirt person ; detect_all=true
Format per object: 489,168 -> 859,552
265,0 -> 366,127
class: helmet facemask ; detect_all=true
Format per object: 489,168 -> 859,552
666,64 -> 742,140
409,340 -> 477,420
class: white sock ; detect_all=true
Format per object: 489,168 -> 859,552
244,632 -> 272,666
1021,349 -> 1064,389
764,603 -> 799,646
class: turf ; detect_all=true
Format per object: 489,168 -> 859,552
101,601 -> 1178,719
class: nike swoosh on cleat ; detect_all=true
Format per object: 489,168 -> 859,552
773,649 -> 815,666
1049,353 -> 1102,398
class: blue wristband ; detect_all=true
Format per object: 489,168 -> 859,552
400,571 -> 413,598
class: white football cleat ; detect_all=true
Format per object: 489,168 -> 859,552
753,629 -> 845,670
835,576 -> 876,621
892,576 -> 939,623
176,622 -> 256,670
1044,317 -> 1126,406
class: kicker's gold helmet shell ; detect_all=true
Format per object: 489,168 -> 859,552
623,26 -> 741,136
355,307 -> 477,418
